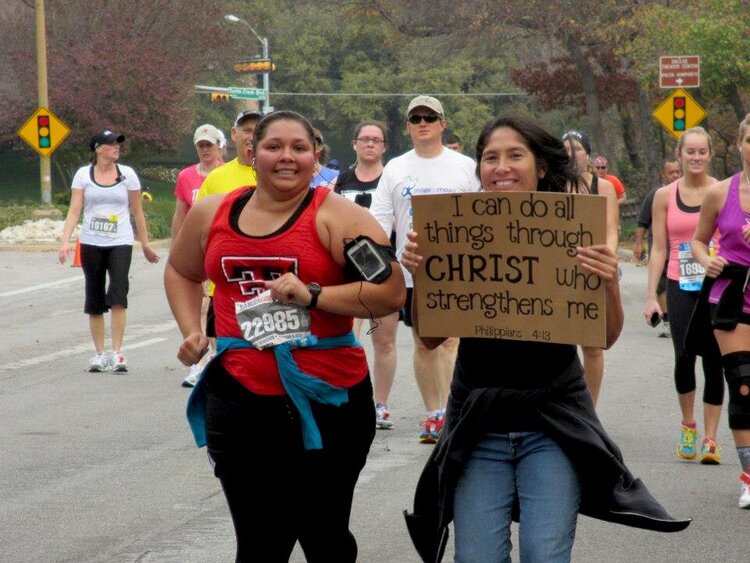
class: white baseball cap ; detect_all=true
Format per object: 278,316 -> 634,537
193,124 -> 222,145
406,95 -> 444,117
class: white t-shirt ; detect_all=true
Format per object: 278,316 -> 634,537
72,164 -> 141,246
370,147 -> 480,287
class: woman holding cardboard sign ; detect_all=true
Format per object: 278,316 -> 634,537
401,115 -> 689,563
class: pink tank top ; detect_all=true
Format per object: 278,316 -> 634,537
666,180 -> 718,281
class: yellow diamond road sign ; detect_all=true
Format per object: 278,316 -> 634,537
18,107 -> 71,157
652,88 -> 707,140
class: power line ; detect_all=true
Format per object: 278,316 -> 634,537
269,92 -> 526,97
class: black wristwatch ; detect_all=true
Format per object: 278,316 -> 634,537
306,282 -> 322,309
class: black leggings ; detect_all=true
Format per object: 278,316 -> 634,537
205,365 -> 375,563
666,279 -> 724,405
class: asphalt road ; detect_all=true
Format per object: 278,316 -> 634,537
1,244 -> 748,562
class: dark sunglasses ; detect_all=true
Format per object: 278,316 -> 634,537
408,114 -> 441,125
595,166 -> 607,170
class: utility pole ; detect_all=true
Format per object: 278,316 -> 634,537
35,0 -> 52,205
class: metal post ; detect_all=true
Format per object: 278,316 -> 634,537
35,0 -> 52,205
262,37 -> 271,113
225,15 -> 270,113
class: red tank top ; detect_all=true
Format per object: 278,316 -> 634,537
204,187 -> 367,394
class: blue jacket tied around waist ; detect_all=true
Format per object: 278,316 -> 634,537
186,332 -> 359,450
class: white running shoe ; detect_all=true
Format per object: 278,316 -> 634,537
111,352 -> 128,372
182,364 -> 201,388
88,353 -> 108,372
375,403 -> 394,429
739,473 -> 750,509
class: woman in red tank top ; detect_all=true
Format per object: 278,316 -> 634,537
164,111 -> 405,561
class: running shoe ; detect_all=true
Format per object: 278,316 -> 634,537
419,414 -> 444,444
658,321 -> 671,338
375,403 -> 394,429
676,423 -> 697,460
182,364 -> 201,388
739,473 -> 750,509
111,352 -> 128,372
700,437 -> 721,465
88,353 -> 108,373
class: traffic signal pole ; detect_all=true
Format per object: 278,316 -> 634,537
35,0 -> 52,205
261,37 -> 271,113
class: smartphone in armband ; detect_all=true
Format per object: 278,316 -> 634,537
344,236 -> 394,284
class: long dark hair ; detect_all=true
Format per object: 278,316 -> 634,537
475,115 -> 581,193
251,110 -> 316,152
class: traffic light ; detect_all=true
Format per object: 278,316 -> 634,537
673,96 -> 686,132
210,92 -> 230,103
233,59 -> 275,73
37,114 -> 51,149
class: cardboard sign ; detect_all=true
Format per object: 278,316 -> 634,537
412,191 -> 607,347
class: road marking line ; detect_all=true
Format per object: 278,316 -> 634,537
0,275 -> 83,298
2,337 -> 168,371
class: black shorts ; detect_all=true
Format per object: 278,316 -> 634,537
81,244 -> 132,314
656,262 -> 668,296
401,287 -> 414,327
206,297 -> 216,338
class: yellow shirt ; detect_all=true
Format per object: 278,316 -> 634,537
196,158 -> 257,201
197,158 -> 256,296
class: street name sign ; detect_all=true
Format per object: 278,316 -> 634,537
228,87 -> 266,100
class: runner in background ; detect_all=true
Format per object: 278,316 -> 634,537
442,130 -> 464,153
370,95 -> 480,443
634,157 -> 681,338
59,130 -> 160,372
335,120 -> 399,429
594,155 -> 627,204
310,129 -> 339,188
643,127 -> 724,465
170,124 -> 224,239
182,110 -> 262,388
562,130 -> 619,406
170,125 -> 224,385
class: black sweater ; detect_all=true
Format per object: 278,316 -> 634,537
404,356 -> 691,563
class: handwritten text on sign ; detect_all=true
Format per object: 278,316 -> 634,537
412,191 -> 607,347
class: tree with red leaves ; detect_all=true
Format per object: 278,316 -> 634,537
0,0 -> 232,184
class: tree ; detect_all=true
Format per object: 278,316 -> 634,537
621,0 -> 750,177
0,0 -> 233,187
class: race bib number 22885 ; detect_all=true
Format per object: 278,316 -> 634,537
235,290 -> 311,349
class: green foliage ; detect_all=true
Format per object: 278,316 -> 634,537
625,1 -> 750,100
0,205 -> 37,232
143,199 -> 173,241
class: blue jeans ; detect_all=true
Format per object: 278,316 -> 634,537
453,431 -> 581,563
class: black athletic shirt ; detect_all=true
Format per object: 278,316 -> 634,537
333,168 -> 381,209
